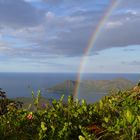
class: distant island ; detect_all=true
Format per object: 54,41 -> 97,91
46,78 -> 135,95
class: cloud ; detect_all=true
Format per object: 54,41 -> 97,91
93,9 -> 140,52
1,0 -> 140,60
42,0 -> 62,5
130,61 -> 140,66
37,7 -> 140,56
24,0 -> 41,2
0,0 -> 45,28
118,0 -> 140,9
42,0 -> 83,4
0,8 -> 99,58
123,48 -> 135,52
122,61 -> 140,66
41,0 -> 107,10
0,0 -> 113,59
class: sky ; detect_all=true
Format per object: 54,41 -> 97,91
0,0 -> 140,73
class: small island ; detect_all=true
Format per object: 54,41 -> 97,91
46,78 -> 134,95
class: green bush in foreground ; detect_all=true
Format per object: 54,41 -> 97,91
0,85 -> 140,140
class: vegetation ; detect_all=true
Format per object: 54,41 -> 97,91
47,78 -> 134,94
12,96 -> 49,111
0,83 -> 140,140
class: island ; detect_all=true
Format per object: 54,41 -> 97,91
45,78 -> 135,95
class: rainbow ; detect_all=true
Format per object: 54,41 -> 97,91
73,0 -> 121,99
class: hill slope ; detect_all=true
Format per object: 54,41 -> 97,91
46,78 -> 134,94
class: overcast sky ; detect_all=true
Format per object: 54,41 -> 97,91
0,0 -> 140,73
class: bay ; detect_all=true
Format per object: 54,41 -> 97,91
0,72 -> 139,103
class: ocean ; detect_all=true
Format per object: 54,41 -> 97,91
0,73 -> 139,103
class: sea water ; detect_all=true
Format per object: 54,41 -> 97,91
0,73 -> 139,103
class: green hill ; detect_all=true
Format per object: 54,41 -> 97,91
46,78 -> 134,94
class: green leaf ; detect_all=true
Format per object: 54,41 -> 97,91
41,122 -> 47,131
79,135 -> 85,140
60,95 -> 64,102
99,100 -> 103,109
137,116 -> 140,122
125,109 -> 134,124
104,117 -> 109,123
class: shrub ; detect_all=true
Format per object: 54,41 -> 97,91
0,85 -> 140,140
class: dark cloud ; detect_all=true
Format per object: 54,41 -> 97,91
93,11 -> 140,51
0,0 -> 45,28
118,0 -> 140,9
42,0 -> 82,4
42,0 -> 63,5
42,0 -> 105,8
123,49 -> 135,52
131,61 -> 140,65
122,61 -> 140,66
38,24 -> 94,57
1,0 -> 140,59
35,8 -> 140,57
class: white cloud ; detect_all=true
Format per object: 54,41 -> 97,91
24,0 -> 41,2
105,21 -> 123,28
46,12 -> 55,19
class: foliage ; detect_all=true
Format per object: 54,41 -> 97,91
0,84 -> 140,140
0,88 -> 23,115
47,78 -> 134,94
